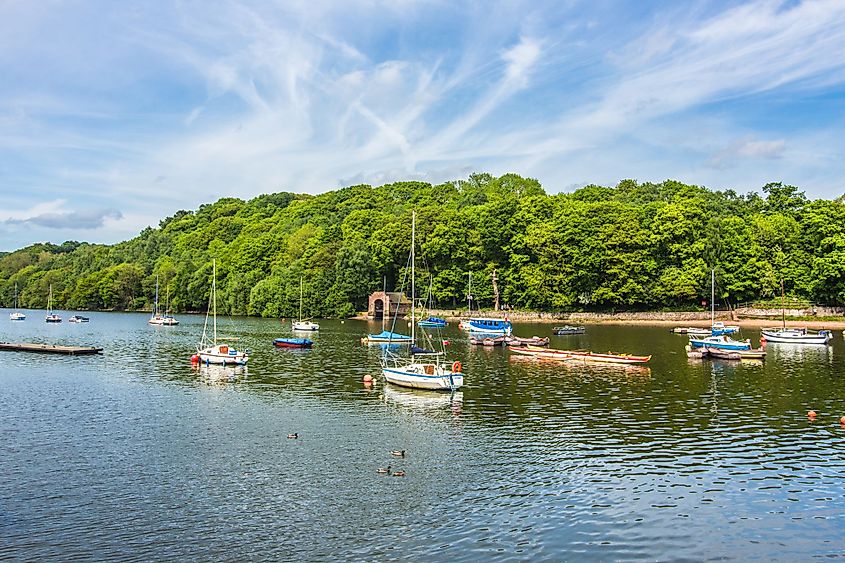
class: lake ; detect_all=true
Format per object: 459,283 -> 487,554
1,311 -> 844,560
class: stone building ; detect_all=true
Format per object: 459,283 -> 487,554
367,291 -> 411,319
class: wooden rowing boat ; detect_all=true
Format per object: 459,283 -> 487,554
509,345 -> 651,364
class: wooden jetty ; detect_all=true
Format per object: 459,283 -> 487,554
0,342 -> 103,355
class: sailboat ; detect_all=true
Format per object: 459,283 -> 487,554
380,211 -> 464,391
689,270 -> 749,350
45,284 -> 61,323
10,282 -> 25,321
149,275 -> 179,325
418,276 -> 447,328
457,271 -> 512,335
195,260 -> 249,365
291,277 -> 319,331
761,280 -> 832,344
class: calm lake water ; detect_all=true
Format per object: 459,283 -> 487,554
2,310 -> 845,560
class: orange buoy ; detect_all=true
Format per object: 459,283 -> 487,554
840,415 -> 845,425
808,410 -> 817,419
443,340 -> 450,346
363,374 -> 373,383
191,354 -> 199,363
451,361 -> 462,373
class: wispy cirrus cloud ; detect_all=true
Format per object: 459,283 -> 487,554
2,0 -> 845,252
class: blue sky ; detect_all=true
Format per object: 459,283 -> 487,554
2,0 -> 845,251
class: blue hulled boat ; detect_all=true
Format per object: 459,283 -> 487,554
688,334 -> 751,351
418,316 -> 447,328
462,317 -> 513,335
274,337 -> 313,349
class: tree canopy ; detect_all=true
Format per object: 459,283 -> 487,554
2,175 -> 842,315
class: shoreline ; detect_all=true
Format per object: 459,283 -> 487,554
353,310 -> 845,330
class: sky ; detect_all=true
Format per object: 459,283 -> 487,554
1,0 -> 845,251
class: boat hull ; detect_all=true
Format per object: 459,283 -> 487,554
553,326 -> 585,335
382,366 -> 463,391
761,328 -> 831,344
689,336 -> 751,350
292,321 -> 319,331
149,316 -> 179,326
198,344 -> 249,365
10,313 -> 26,321
273,338 -> 313,349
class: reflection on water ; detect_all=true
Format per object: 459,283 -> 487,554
2,312 -> 845,560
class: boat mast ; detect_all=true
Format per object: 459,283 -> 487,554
299,276 -> 304,322
48,284 -> 52,314
711,269 -> 714,326
781,279 -> 786,329
14,282 -> 18,311
153,275 -> 159,317
411,210 -> 415,342
382,275 -> 387,331
212,259 -> 217,344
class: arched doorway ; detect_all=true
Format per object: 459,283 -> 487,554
374,298 -> 385,319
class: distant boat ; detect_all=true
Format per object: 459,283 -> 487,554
464,317 -> 512,335
711,321 -> 740,336
672,327 -> 711,335
10,282 -> 25,321
760,280 -> 832,345
418,316 -> 447,328
380,211 -> 463,391
760,327 -> 832,345
291,277 -> 319,332
363,330 -> 413,345
273,337 -> 313,349
417,277 -> 447,328
552,325 -> 584,335
45,284 -> 61,323
705,346 -> 766,360
149,275 -> 179,326
195,260 -> 249,365
688,334 -> 751,350
469,335 -> 507,346
68,315 -> 89,323
504,335 -> 550,347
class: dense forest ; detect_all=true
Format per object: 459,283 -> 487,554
2,173 -> 844,317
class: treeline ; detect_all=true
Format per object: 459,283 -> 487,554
2,174 -> 844,316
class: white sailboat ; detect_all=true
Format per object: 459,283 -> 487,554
380,211 -> 464,391
291,277 -> 319,331
149,275 -> 179,326
195,260 -> 248,365
45,284 -> 61,323
10,282 -> 25,321
761,280 -> 832,345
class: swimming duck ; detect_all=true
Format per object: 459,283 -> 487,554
376,466 -> 391,474
287,433 -> 298,439
390,450 -> 405,457
392,470 -> 406,477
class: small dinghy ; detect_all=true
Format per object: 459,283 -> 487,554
273,337 -> 313,349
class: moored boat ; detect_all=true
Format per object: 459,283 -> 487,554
195,260 -> 249,365
45,285 -> 61,323
10,282 -> 25,321
379,211 -> 463,391
418,316 -> 447,328
688,334 -> 751,350
705,346 -> 766,360
510,345 -> 651,364
68,315 -> 89,323
469,335 -> 507,346
291,277 -> 319,331
363,330 -> 413,345
504,335 -> 550,347
148,275 -> 179,326
672,327 -> 711,335
463,317 -> 512,335
710,321 -> 740,335
552,325 -> 585,335
760,327 -> 831,345
273,337 -> 313,349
